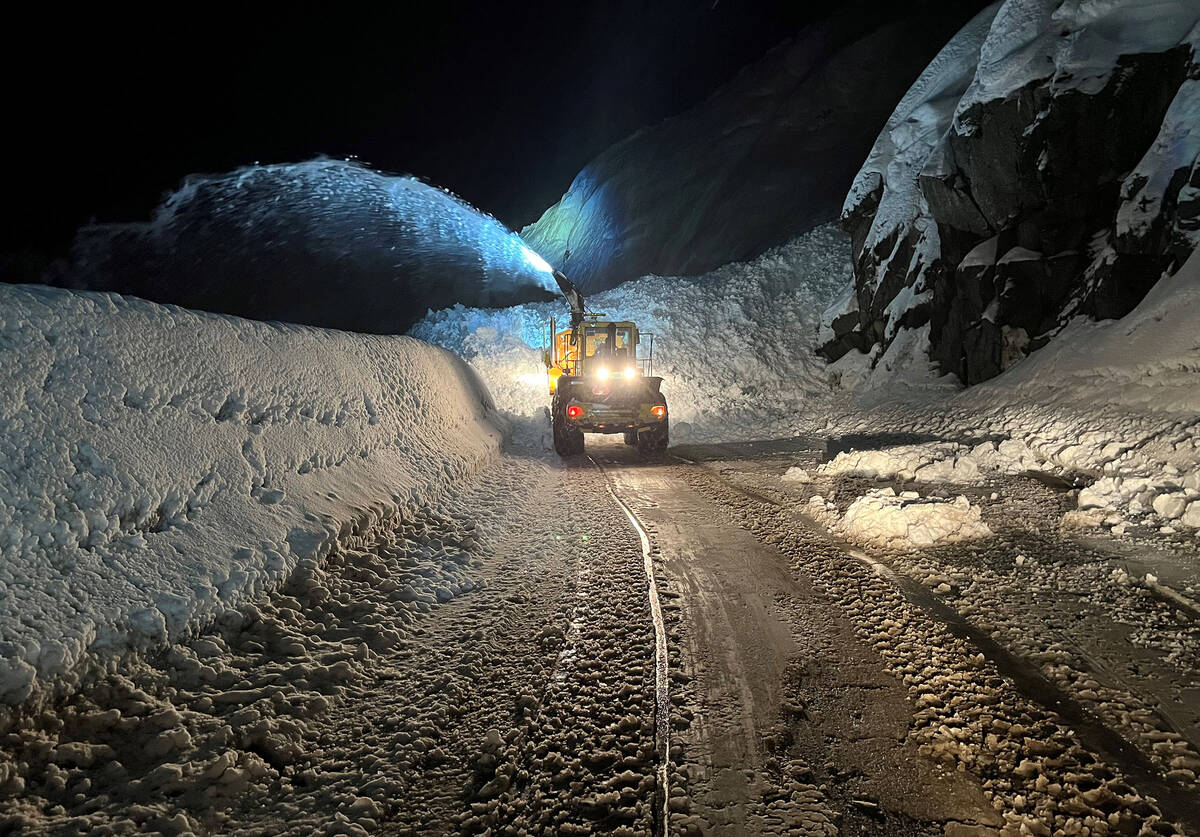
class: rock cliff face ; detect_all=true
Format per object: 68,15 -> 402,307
822,1 -> 1200,384
521,4 -> 992,294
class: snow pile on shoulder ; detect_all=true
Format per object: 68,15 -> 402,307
0,284 -> 502,707
960,246 -> 1200,529
816,439 -> 1045,485
413,224 -> 854,440
836,489 -> 992,550
822,248 -> 1200,534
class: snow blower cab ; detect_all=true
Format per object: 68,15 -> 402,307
543,271 -> 668,456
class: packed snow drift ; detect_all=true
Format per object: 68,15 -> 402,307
53,160 -> 560,334
0,283 -> 503,705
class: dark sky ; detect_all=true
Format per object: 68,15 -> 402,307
5,1 -> 964,258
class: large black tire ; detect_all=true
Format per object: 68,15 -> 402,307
552,396 -> 585,457
637,419 -> 669,454
623,430 -> 637,446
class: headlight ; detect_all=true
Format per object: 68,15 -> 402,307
623,367 -> 637,380
596,367 -> 610,380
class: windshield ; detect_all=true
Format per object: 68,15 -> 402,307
583,325 -> 635,359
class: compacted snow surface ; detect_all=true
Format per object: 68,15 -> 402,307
0,284 -> 502,705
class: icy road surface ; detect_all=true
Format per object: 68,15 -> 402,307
2,435 -> 1199,836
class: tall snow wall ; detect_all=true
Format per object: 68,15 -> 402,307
0,283 -> 503,706
823,0 -> 1200,385
413,224 -> 859,440
51,160 -> 559,334
520,3 -> 993,294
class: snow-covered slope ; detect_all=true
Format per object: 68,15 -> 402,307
0,284 -> 503,706
50,160 -> 559,334
826,247 -> 1200,532
947,244 -> 1200,525
825,0 -> 1200,384
414,224 -> 855,439
521,5 -> 992,294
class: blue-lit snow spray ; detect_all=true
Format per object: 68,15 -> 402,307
58,159 -> 560,333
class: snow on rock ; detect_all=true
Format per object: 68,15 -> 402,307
1115,33 -> 1200,258
958,0 -> 1199,111
825,0 -> 1200,385
0,283 -> 503,706
414,224 -> 854,440
839,488 -> 993,549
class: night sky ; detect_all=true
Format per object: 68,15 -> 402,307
5,1 -> 967,264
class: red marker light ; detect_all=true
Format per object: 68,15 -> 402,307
567,405 -> 584,419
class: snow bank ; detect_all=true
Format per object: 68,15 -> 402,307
818,439 -> 1045,484
413,224 -> 854,440
0,284 -> 503,706
520,10 -> 989,294
838,489 -> 993,549
820,248 -> 1200,533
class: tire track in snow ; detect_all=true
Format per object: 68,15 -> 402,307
591,454 -> 672,837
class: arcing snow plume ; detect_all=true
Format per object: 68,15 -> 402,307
55,160 -> 559,333
0,283 -> 503,706
412,224 -> 859,439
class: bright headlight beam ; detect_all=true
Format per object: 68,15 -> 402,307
596,367 -> 610,380
623,367 -> 637,379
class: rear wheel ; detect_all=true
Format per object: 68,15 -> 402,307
623,430 -> 637,446
551,395 -> 585,457
636,419 -> 669,454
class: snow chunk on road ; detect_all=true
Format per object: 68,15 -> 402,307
0,284 -> 503,706
782,467 -> 813,483
840,489 -> 993,550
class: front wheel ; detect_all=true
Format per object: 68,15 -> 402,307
623,430 -> 637,446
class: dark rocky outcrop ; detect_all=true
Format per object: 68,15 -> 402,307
822,1 -> 1200,385
521,2 -> 993,294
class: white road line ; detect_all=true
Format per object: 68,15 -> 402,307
590,455 -> 671,837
